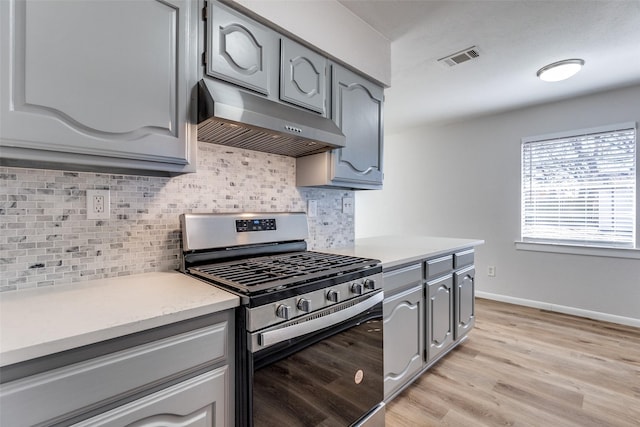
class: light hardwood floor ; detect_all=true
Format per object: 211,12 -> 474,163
386,298 -> 640,427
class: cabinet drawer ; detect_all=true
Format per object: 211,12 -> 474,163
454,249 -> 474,269
0,322 -> 228,427
426,255 -> 453,279
383,263 -> 422,295
71,367 -> 228,427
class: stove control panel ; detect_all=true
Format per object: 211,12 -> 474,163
236,218 -> 277,232
246,272 -> 383,332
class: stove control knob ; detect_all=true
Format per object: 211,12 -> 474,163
364,279 -> 376,290
326,289 -> 340,303
297,298 -> 311,312
351,283 -> 364,295
276,304 -> 291,320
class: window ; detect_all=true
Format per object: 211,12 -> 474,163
521,123 -> 637,249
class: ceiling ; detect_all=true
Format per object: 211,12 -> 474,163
337,0 -> 640,134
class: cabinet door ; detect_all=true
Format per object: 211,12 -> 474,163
455,266 -> 475,339
71,367 -> 229,427
330,64 -> 384,187
206,1 -> 278,96
383,285 -> 424,399
426,275 -> 454,362
280,38 -> 327,114
0,0 -> 197,174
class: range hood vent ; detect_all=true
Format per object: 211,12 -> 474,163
437,46 -> 480,67
197,79 -> 346,158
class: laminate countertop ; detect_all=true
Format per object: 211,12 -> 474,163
0,271 -> 239,367
324,235 -> 484,270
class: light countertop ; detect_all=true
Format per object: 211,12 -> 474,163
0,271 -> 239,367
324,235 -> 484,270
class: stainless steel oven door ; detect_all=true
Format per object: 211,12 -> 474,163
249,290 -> 384,427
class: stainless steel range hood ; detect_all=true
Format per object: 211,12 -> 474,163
197,79 -> 346,157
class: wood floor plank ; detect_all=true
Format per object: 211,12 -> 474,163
386,298 -> 640,426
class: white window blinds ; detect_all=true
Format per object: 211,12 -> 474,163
521,123 -> 636,248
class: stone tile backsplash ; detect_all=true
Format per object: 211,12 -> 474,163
0,142 -> 354,292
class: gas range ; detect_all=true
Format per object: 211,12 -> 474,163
180,212 -> 382,315
179,212 -> 385,427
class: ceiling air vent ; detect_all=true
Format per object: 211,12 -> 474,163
437,46 -> 480,67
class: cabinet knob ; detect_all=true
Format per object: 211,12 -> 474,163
276,304 -> 291,320
326,289 -> 340,303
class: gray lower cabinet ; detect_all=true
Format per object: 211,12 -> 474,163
383,285 -> 424,399
0,0 -> 198,175
0,311 -> 233,427
296,63 -> 384,190
71,367 -> 228,427
426,274 -> 455,362
382,248 -> 476,400
455,266 -> 476,340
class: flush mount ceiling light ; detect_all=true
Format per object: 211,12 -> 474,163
536,59 -> 585,82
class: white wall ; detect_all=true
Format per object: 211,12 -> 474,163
356,85 -> 640,324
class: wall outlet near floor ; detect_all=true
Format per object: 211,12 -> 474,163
487,265 -> 496,277
342,197 -> 354,215
87,189 -> 110,220
307,199 -> 318,218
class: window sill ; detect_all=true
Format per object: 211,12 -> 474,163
514,241 -> 640,260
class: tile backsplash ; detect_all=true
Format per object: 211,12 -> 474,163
0,142 -> 354,292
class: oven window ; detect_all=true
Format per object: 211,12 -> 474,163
252,310 -> 383,426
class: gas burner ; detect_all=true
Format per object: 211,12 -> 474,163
189,251 -> 380,295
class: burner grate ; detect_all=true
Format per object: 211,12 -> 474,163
190,251 -> 379,292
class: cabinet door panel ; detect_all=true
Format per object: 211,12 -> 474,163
207,1 -> 277,96
427,275 -> 454,362
24,1 -> 173,134
383,286 -> 424,398
280,38 -> 326,114
71,367 -> 228,427
0,0 -> 196,171
455,266 -> 475,339
331,65 -> 384,187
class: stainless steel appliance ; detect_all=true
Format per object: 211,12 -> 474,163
180,212 -> 384,427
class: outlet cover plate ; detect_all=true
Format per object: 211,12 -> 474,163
87,189 -> 110,220
342,197 -> 354,215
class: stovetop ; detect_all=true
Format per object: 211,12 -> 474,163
188,250 -> 380,296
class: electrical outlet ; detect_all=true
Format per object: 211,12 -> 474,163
308,200 -> 318,218
342,197 -> 354,215
87,189 -> 110,220
487,266 -> 496,277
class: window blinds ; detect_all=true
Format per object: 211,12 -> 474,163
521,124 -> 636,247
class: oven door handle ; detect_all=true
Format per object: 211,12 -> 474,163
257,291 -> 383,349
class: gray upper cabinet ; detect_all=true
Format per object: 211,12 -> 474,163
0,0 -> 198,175
207,2 -> 327,115
280,38 -> 327,114
296,63 -> 384,190
331,64 -> 384,187
206,1 -> 278,96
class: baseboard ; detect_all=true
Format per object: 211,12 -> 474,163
476,291 -> 640,328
